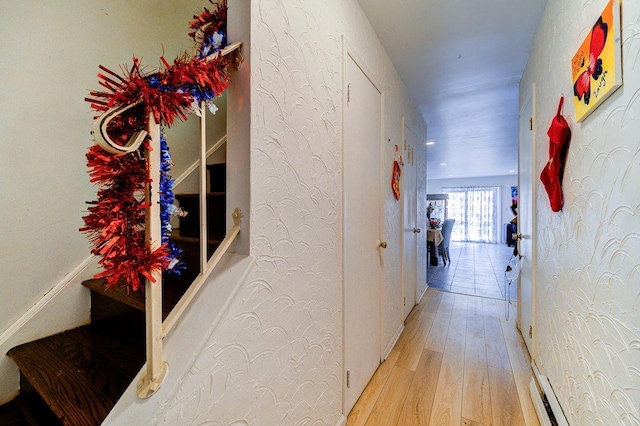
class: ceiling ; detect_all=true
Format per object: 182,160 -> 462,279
357,0 -> 547,180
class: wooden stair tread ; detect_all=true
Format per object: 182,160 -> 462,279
170,230 -> 223,245
83,276 -> 192,321
7,322 -> 145,426
82,236 -> 218,320
8,392 -> 61,425
82,279 -> 145,313
6,164 -> 227,423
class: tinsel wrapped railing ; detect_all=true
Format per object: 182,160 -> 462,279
137,49 -> 242,397
83,1 -> 243,397
137,114 -> 168,398
137,99 -> 243,398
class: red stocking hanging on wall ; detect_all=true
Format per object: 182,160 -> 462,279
540,97 -> 571,212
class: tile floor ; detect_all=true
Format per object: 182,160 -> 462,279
427,242 -> 518,300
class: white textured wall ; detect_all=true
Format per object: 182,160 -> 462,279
110,0 -> 427,424
521,0 -> 640,424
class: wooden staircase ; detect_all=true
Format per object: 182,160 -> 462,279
1,164 -> 226,425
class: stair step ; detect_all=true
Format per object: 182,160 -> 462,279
82,236 -> 219,321
7,321 -> 145,426
0,397 -> 29,426
83,275 -> 194,322
9,391 -> 61,425
174,192 -> 226,239
82,278 -> 145,314
206,163 -> 226,192
170,232 -> 223,246
5,182 -> 227,424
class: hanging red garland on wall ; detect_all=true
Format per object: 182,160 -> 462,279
81,0 -> 235,292
391,144 -> 403,200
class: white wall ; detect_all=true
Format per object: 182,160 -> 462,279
0,0 -> 214,402
107,0 -> 426,424
428,175 -> 518,242
521,0 -> 640,423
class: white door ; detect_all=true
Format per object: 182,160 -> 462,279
518,90 -> 535,354
344,52 -> 383,414
402,125 -> 418,320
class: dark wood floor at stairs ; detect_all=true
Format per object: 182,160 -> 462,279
2,165 -> 227,424
7,317 -> 145,425
3,237 -> 218,425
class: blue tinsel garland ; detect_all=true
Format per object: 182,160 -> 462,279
160,131 -> 185,274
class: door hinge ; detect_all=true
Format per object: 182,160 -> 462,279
346,370 -> 351,388
403,297 -> 406,307
529,325 -> 533,339
529,117 -> 533,131
347,83 -> 351,103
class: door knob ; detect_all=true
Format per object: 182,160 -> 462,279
413,228 -> 421,234
378,240 -> 387,249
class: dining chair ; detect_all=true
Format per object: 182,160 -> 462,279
438,219 -> 455,265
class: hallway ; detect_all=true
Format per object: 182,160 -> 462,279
347,289 -> 539,425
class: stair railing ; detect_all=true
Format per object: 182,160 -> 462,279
173,133 -> 227,188
137,42 -> 242,398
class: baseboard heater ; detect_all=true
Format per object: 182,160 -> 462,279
529,363 -> 569,426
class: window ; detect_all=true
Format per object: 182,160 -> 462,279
442,186 -> 500,243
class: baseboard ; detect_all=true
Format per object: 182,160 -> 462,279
538,374 -> 569,426
0,255 -> 96,347
334,414 -> 346,426
531,362 -> 569,426
416,284 -> 428,304
529,377 -> 552,426
383,323 -> 404,360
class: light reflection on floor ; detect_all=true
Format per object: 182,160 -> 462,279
427,241 -> 518,301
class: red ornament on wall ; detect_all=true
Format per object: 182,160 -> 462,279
391,144 -> 403,200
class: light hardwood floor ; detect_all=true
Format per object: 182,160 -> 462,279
346,289 -> 540,426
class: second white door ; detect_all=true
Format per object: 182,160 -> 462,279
402,124 -> 418,320
518,89 -> 535,354
344,51 -> 383,414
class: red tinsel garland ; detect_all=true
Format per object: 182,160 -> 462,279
82,1 -> 236,293
162,53 -> 232,98
189,0 -> 228,41
81,146 -> 169,291
87,58 -> 193,129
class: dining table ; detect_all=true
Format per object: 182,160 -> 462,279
427,228 -> 443,266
